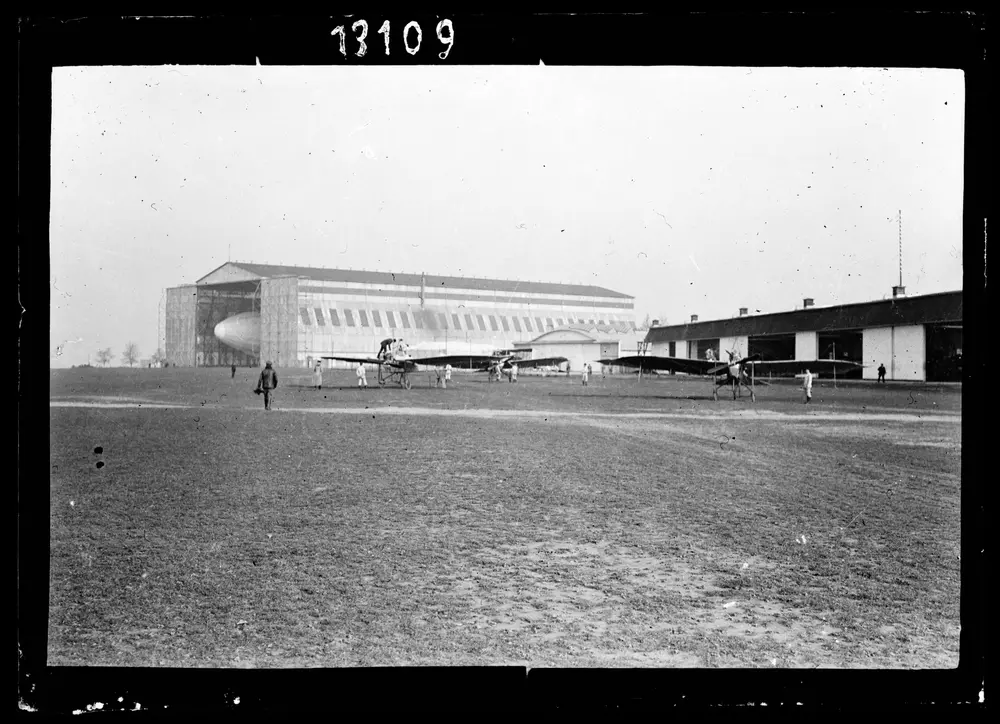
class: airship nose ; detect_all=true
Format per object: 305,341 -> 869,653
214,320 -> 227,340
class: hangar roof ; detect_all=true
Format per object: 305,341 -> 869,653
196,262 -> 633,299
645,290 -> 963,342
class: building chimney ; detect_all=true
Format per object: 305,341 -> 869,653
651,319 -> 660,327
892,285 -> 906,299
690,314 -> 699,323
803,298 -> 814,308
739,307 -> 748,317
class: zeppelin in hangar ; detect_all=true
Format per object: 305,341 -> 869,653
213,311 -> 261,356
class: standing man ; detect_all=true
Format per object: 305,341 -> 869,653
256,361 -> 278,411
356,362 -> 368,388
803,368 -> 813,404
587,363 -> 593,382
445,363 -> 453,388
231,363 -> 236,379
313,362 -> 323,389
510,363 -> 518,383
378,338 -> 395,360
581,364 -> 589,386
877,363 -> 887,384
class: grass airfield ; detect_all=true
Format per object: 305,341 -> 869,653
48,366 -> 961,668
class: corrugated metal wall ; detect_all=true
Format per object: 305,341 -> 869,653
164,285 -> 197,366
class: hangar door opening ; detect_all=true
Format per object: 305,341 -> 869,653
195,283 -> 260,368
925,323 -> 962,382
693,339 -> 720,361
748,334 -> 795,363
818,330 -> 863,379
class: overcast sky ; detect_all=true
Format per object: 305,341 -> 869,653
49,65 -> 964,367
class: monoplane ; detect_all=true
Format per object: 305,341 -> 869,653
599,348 -> 864,401
323,342 -> 567,389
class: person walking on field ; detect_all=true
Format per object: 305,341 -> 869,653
803,368 -> 813,404
877,363 -> 887,384
231,363 -> 236,379
356,362 -> 368,388
256,361 -> 278,410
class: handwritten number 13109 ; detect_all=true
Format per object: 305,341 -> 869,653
332,19 -> 454,59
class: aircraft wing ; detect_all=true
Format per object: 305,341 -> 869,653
320,355 -> 390,366
706,353 -> 761,375
507,356 -> 568,369
598,355 -> 718,375
747,359 -> 865,376
407,354 -> 501,370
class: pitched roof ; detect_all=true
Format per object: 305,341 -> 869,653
199,262 -> 632,299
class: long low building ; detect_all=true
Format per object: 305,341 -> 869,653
643,288 -> 962,382
164,262 -> 636,368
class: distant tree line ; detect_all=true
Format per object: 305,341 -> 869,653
90,342 -> 144,367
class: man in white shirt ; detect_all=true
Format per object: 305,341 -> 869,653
356,362 -> 368,388
803,368 -> 813,403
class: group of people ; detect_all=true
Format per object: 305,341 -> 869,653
249,357 -> 891,410
377,337 -> 408,361
434,364 -> 453,388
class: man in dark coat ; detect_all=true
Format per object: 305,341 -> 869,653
378,338 -> 396,360
256,361 -> 278,410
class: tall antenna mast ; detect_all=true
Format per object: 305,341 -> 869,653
892,209 -> 907,299
898,209 -> 903,287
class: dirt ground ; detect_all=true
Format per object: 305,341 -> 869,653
47,368 -> 961,669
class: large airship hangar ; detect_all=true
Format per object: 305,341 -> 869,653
164,263 -> 961,382
164,262 -> 640,371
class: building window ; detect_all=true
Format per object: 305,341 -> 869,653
476,314 -> 487,331
669,341 -> 676,357
465,314 -> 475,330
344,310 -> 356,327
372,310 -> 382,327
315,308 -> 326,326
488,315 -> 499,331
300,308 -> 312,325
413,312 -> 424,329
386,311 -> 396,328
452,313 -> 462,329
438,313 -> 448,329
512,317 -> 522,332
400,312 -> 411,329
329,309 -> 341,326
523,317 -> 533,333
535,317 -> 545,331
359,310 -> 369,327
588,319 -> 596,324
